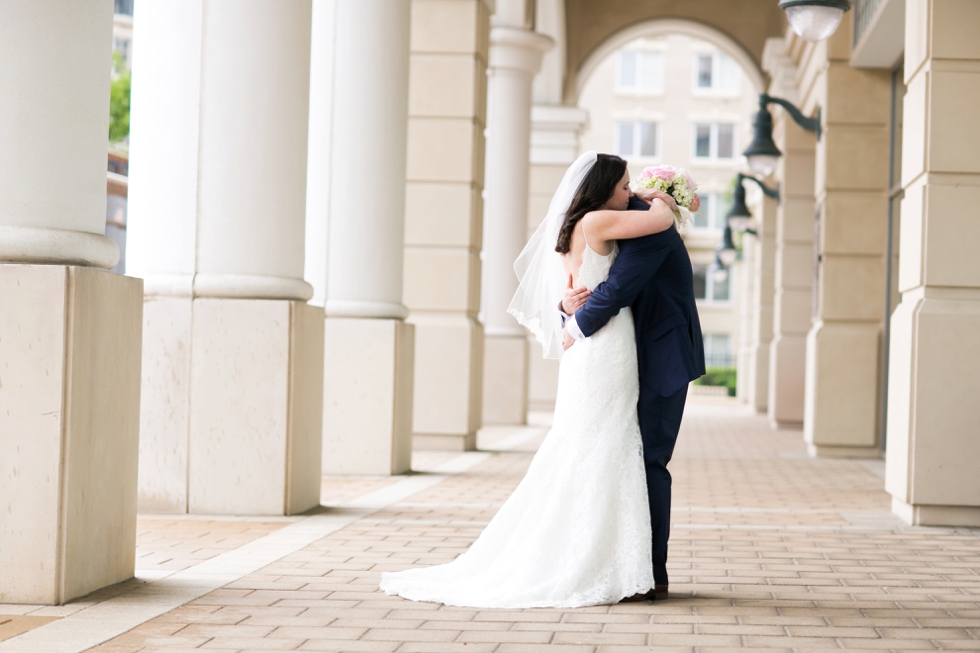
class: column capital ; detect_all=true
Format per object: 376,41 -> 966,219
762,37 -> 800,103
489,27 -> 553,77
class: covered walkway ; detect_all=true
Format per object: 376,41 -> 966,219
1,397 -> 978,652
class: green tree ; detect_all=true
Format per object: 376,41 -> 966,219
109,52 -> 131,144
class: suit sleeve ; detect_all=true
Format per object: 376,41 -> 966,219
574,233 -> 674,338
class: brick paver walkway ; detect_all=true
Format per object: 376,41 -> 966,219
2,397 -> 979,652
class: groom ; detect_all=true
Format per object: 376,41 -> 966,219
562,193 -> 705,601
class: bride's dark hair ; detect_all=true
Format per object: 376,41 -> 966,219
555,154 -> 628,254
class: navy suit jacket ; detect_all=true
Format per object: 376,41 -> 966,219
575,197 -> 705,397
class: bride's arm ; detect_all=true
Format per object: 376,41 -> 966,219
582,198 -> 675,242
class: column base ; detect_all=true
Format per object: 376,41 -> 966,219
808,443 -> 881,459
804,321 -> 881,450
482,334 -> 529,425
885,291 -> 980,520
322,317 -> 414,475
892,498 -> 980,528
0,265 -> 142,604
768,333 -> 807,426
138,297 -> 324,515
409,315 -> 482,448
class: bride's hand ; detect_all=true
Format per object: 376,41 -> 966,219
561,274 -> 590,314
646,190 -> 678,214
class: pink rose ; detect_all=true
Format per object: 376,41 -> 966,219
690,194 -> 701,213
647,165 -> 678,181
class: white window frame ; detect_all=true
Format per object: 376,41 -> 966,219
615,120 -> 661,160
692,123 -> 738,162
615,49 -> 665,96
693,263 -> 733,305
691,192 -> 730,232
707,265 -> 732,303
702,333 -> 733,367
691,51 -> 742,97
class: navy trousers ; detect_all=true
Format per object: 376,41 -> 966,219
637,383 -> 688,586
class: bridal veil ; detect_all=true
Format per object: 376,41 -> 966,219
507,150 -> 598,359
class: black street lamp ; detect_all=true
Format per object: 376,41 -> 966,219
743,93 -> 821,177
718,225 -> 738,267
779,0 -> 851,43
711,253 -> 729,284
727,172 -> 780,233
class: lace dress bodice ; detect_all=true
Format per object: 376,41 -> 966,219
577,241 -> 618,291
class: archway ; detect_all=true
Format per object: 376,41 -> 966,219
575,18 -> 767,101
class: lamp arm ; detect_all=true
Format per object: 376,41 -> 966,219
762,94 -> 822,140
737,172 -> 781,201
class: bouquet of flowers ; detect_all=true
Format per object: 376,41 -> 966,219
634,165 -> 700,227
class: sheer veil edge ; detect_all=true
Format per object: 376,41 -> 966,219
507,151 -> 598,360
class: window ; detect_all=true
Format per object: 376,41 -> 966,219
703,334 -> 733,368
692,265 -> 707,300
617,50 -> 665,94
692,193 -> 732,230
692,52 -> 741,95
616,121 -> 660,158
692,123 -> 737,161
692,262 -> 732,303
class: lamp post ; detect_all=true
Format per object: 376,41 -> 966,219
727,172 -> 780,234
779,0 -> 851,43
743,93 -> 821,177
717,225 -> 738,267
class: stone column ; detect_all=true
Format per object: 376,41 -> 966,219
747,190 -> 778,413
526,105 -> 587,412
0,1 -> 143,604
735,233 -> 756,403
886,0 -> 980,527
402,0 -> 491,451
305,0 -> 415,474
768,112 -> 817,428
127,0 -> 323,514
482,21 -> 553,425
802,20 -> 891,457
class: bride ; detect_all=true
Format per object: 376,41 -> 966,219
380,152 -> 677,609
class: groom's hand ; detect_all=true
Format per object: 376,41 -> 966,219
562,328 -> 574,351
561,274 -> 591,314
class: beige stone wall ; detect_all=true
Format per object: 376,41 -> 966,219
768,110 -> 816,428
885,0 -> 980,526
403,0 -> 490,449
786,17 -> 892,457
747,191 -> 777,413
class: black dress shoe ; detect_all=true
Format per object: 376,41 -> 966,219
620,585 -> 668,603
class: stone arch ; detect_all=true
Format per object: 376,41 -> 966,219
562,0 -> 786,103
573,18 -> 767,101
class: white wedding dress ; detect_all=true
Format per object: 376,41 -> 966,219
379,241 -> 654,608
